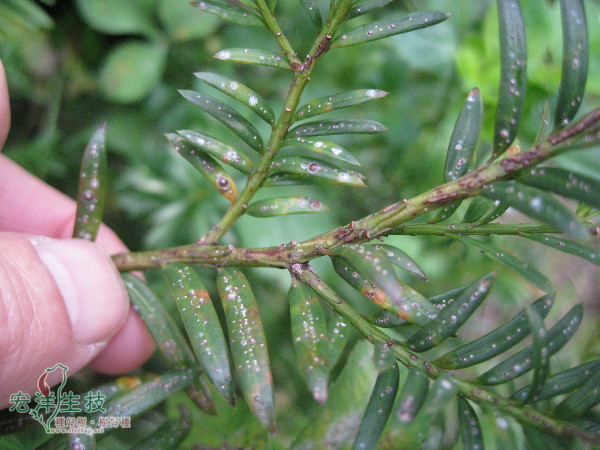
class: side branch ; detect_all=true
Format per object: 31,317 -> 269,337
293,264 -> 600,444
113,108 -> 600,271
198,0 -> 360,245
111,222 -> 559,271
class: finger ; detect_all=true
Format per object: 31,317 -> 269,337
0,156 -> 156,375
0,154 -> 125,254
0,234 -> 128,408
89,311 -> 156,374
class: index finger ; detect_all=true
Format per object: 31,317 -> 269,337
0,155 -> 127,255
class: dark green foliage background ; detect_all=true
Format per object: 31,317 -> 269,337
1,0 -> 600,447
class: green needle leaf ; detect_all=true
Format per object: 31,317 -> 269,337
327,313 -> 353,371
493,0 -> 527,158
432,88 -> 482,223
166,134 -> 238,202
475,304 -> 583,385
264,172 -> 363,187
554,365 -> 600,419
184,379 -> 217,416
481,412 -> 521,448
295,89 -> 388,121
347,0 -> 395,20
521,233 -> 600,267
271,155 -> 366,187
282,137 -> 360,165
512,359 -> 600,403
518,167 -> 600,210
300,0 -> 322,26
521,307 -> 550,404
130,405 -> 191,450
333,244 -> 400,310
73,124 -> 107,241
190,0 -> 264,27
481,181 -> 589,241
386,368 -> 429,432
163,264 -> 234,403
427,284 -> 469,307
462,195 -> 509,225
247,196 -> 329,217
555,0 -> 588,128
406,272 -> 496,353
372,342 -> 396,373
122,274 -> 216,414
432,202 -> 460,224
289,119 -> 387,137
434,294 -> 554,369
535,101 -> 553,143
444,88 -> 482,182
178,129 -> 253,174
194,71 -> 274,124
477,201 -> 510,224
385,373 -> 457,448
288,278 -> 330,404
331,254 -> 438,326
452,235 -> 553,292
462,197 -> 497,223
291,341 -> 378,448
179,89 -> 264,153
217,268 -> 276,433
123,274 -> 196,368
352,363 -> 400,450
214,48 -> 291,70
458,397 -> 484,450
370,244 -> 428,281
332,11 -> 450,48
91,369 -> 195,423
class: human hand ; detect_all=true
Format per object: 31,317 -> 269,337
0,60 -> 155,409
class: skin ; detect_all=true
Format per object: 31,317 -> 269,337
0,59 -> 154,408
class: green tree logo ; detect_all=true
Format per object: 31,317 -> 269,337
30,363 -> 69,433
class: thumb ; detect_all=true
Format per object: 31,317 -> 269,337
0,233 -> 129,408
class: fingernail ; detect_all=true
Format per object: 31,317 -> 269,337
34,239 -> 129,344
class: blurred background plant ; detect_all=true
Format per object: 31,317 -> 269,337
1,0 -> 599,447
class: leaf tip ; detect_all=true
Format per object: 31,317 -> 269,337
314,391 -> 327,404
214,49 -> 232,60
